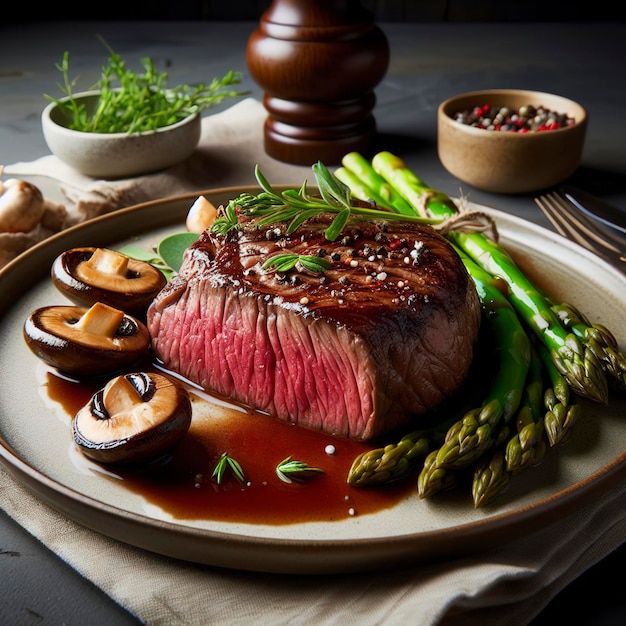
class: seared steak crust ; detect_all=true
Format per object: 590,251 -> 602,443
147,214 -> 481,441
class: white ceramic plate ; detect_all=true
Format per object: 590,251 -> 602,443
1,187 -> 625,574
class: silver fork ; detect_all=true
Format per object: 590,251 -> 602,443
534,191 -> 626,272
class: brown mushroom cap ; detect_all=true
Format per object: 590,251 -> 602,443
72,371 -> 192,465
51,247 -> 167,316
23,302 -> 151,377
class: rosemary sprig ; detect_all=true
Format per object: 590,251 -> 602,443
211,162 -> 442,241
262,253 -> 333,274
212,452 -> 246,485
276,457 -> 324,483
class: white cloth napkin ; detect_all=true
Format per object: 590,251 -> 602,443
1,463 -> 624,626
2,98 -> 625,625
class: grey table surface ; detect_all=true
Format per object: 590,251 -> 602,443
1,19 -> 625,625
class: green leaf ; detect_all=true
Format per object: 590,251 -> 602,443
255,207 -> 300,226
117,244 -> 161,263
117,244 -> 173,281
325,208 -> 351,241
254,163 -> 277,196
298,256 -> 333,273
262,253 -> 332,274
157,232 -> 198,272
211,201 -> 241,235
286,208 -> 322,234
212,452 -> 246,485
313,160 -> 352,209
262,253 -> 299,272
276,456 -> 324,483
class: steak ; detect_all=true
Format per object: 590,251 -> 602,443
147,213 -> 481,441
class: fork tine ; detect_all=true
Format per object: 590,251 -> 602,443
535,194 -> 598,253
535,194 -> 570,237
535,193 -> 626,271
535,193 -> 624,255
552,191 -> 625,252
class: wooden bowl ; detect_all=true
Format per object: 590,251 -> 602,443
437,89 -> 587,194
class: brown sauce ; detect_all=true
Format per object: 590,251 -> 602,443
45,365 -> 414,525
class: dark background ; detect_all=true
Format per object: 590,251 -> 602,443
5,1 -> 619,22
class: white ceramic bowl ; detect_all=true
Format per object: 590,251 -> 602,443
42,90 -> 201,179
437,89 -> 588,194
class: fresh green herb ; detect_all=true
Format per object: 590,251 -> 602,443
46,36 -> 248,134
116,244 -> 164,265
210,199 -> 240,235
117,244 -> 175,281
120,161 -> 439,283
212,452 -> 246,485
157,233 -> 199,273
118,232 -> 198,281
276,457 -> 324,483
211,161 -> 442,242
262,253 -> 333,274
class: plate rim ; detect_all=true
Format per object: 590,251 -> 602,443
1,187 -> 625,574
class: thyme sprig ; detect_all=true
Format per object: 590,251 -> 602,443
212,452 -> 246,485
211,162 -> 443,242
276,457 -> 324,483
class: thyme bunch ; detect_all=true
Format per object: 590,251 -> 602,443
46,36 -> 247,134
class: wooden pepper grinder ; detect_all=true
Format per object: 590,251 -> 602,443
246,0 -> 390,165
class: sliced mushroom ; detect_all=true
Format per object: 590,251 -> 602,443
23,302 -> 150,377
72,371 -> 192,465
51,247 -> 167,316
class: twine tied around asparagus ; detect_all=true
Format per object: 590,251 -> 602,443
435,209 -> 499,241
413,188 -> 499,242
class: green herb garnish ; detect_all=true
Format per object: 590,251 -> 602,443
121,161 -> 442,282
119,232 -> 198,281
157,233 -> 199,273
46,36 -> 248,134
212,452 -> 246,485
211,161 -> 442,242
116,244 -> 173,281
262,253 -> 333,274
276,457 -> 324,483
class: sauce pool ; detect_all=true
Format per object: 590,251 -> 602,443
44,365 -> 414,525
